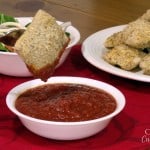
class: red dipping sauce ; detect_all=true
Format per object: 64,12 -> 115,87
15,83 -> 117,122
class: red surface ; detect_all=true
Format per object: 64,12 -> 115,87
0,45 -> 150,150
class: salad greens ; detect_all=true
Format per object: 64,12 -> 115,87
0,13 -> 17,24
0,42 -> 9,52
65,32 -> 70,37
0,13 -> 18,52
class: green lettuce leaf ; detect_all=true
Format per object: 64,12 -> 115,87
65,32 -> 70,37
0,13 -> 17,24
0,42 -> 9,52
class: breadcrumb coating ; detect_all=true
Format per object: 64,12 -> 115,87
140,54 -> 150,75
104,31 -> 124,48
123,19 -> 150,49
103,44 -> 145,70
140,9 -> 150,21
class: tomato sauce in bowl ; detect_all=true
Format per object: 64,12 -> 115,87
15,83 -> 117,122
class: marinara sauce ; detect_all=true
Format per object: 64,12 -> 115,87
15,83 -> 117,122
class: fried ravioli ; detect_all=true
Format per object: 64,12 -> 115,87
140,54 -> 150,75
103,44 -> 145,70
104,31 -> 124,48
123,19 -> 150,49
103,9 -> 150,74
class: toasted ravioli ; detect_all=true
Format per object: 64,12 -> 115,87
15,10 -> 69,81
104,31 -> 124,48
103,9 -> 150,74
123,19 -> 150,49
139,54 -> 150,75
140,9 -> 150,21
103,44 -> 145,70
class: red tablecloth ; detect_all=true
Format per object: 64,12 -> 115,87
0,45 -> 150,150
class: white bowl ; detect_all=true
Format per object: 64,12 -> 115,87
6,76 -> 125,140
0,17 -> 80,77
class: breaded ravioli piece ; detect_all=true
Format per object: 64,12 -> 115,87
103,44 -> 145,70
15,10 -> 70,81
104,31 -> 124,48
139,54 -> 150,75
123,19 -> 150,49
140,9 -> 150,21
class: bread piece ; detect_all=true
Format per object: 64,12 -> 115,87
15,10 -> 70,81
